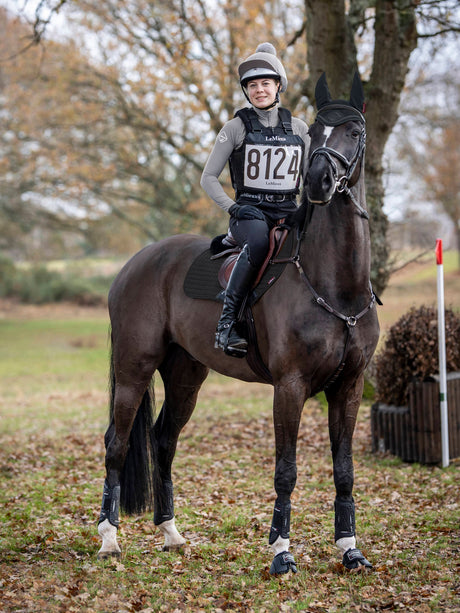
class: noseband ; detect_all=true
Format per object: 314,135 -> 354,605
308,111 -> 368,219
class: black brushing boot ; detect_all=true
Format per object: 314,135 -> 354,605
215,245 -> 257,358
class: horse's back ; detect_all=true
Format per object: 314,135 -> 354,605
108,234 -> 210,335
110,234 -> 209,300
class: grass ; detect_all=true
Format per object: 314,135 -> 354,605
0,254 -> 459,612
0,317 -> 109,436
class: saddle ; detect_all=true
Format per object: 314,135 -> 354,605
183,225 -> 294,305
214,225 -> 289,290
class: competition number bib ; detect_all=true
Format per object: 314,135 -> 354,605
243,144 -> 302,192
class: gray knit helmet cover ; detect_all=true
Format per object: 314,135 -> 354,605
238,42 -> 288,92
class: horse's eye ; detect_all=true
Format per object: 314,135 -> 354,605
351,130 -> 360,139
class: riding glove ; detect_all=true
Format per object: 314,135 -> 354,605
229,204 -> 266,222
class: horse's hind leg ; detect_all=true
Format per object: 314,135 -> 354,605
98,351 -> 157,559
154,344 -> 209,550
327,373 -> 372,570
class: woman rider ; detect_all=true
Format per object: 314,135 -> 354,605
200,43 -> 310,358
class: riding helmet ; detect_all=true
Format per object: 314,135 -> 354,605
238,43 -> 288,92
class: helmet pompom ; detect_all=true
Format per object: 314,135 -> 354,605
256,42 -> 277,56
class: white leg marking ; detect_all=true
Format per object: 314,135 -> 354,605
271,535 -> 290,556
97,519 -> 121,558
336,536 -> 356,554
158,518 -> 186,549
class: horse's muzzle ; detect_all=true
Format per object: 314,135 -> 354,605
305,161 -> 335,206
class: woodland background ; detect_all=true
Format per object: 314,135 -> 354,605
0,0 -> 459,295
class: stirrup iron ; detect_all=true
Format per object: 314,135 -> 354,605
215,321 -> 248,358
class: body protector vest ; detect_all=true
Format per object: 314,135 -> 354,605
229,108 -> 305,200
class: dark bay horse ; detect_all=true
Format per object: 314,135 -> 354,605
97,73 -> 380,574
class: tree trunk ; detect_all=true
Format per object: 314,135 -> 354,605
304,0 -> 418,294
304,0 -> 357,98
365,0 -> 418,293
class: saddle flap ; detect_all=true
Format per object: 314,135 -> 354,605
218,226 -> 289,289
218,253 -> 239,288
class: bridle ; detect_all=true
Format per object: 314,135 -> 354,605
269,103 -> 378,390
272,106 -> 377,331
307,111 -> 368,219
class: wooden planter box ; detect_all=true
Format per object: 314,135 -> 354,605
371,372 -> 460,464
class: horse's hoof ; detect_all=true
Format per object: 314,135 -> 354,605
97,550 -> 122,560
342,548 -> 372,571
269,551 -> 297,575
162,544 -> 184,552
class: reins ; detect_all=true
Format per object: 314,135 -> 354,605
285,118 -> 376,324
272,218 -> 377,330
269,122 -> 377,389
292,254 -> 377,328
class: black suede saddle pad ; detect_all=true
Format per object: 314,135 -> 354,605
183,230 -> 295,305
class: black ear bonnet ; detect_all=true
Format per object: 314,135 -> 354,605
314,72 -> 365,126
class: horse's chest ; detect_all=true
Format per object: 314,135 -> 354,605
289,316 -> 370,372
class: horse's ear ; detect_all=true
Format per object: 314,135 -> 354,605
349,71 -> 365,112
315,72 -> 332,109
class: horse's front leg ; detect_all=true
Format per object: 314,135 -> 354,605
326,373 -> 372,571
269,379 -> 307,575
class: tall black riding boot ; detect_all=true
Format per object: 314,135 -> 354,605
215,245 -> 258,358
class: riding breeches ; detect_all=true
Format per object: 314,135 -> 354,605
229,217 -> 271,269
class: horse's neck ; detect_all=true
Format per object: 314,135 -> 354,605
301,192 -> 371,297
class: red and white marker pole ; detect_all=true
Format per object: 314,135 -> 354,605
436,239 -> 449,468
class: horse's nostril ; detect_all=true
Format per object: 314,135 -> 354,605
322,173 -> 332,190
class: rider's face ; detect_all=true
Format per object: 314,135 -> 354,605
247,78 -> 279,108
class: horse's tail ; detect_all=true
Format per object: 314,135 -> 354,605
108,346 -> 156,515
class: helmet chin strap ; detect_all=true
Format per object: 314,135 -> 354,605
241,82 -> 281,111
